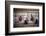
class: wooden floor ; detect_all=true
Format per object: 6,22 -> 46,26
14,23 -> 39,28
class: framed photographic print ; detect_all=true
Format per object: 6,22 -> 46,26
5,1 -> 45,35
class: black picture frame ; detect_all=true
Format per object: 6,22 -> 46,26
5,1 -> 45,35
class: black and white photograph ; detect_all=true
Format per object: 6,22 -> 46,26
13,8 -> 39,27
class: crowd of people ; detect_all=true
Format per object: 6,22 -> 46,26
14,14 -> 39,25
